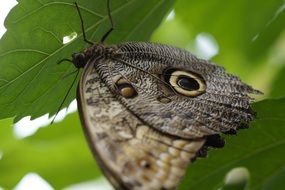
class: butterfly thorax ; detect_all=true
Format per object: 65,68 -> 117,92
71,43 -> 118,69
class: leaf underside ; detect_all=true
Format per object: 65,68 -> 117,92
0,0 -> 175,122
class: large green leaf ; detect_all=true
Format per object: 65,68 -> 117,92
0,0 -> 174,122
179,98 -> 285,190
175,0 -> 285,61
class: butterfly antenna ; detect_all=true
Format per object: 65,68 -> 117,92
74,2 -> 93,45
100,0 -> 114,43
57,58 -> 73,65
50,69 -> 80,124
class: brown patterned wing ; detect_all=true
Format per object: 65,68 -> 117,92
77,62 -> 205,190
110,42 -> 260,139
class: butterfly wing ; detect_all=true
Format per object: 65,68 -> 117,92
102,42 -> 260,139
77,61 -> 205,190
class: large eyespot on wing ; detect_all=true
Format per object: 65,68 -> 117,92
164,69 -> 206,97
111,42 -> 260,139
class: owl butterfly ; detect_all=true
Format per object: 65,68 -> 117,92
62,1 -> 261,190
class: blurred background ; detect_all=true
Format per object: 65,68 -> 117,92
0,0 -> 285,189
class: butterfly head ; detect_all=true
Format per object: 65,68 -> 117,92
71,52 -> 87,68
71,44 -> 113,69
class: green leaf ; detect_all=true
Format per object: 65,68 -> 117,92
175,0 -> 285,61
0,113 -> 100,189
269,65 -> 285,98
0,0 -> 174,122
179,98 -> 285,190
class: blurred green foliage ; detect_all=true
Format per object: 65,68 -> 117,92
0,0 -> 285,189
0,114 -> 99,189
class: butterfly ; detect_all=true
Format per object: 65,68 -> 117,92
59,1 -> 261,189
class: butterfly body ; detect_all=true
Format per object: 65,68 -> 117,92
74,42 -> 259,189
